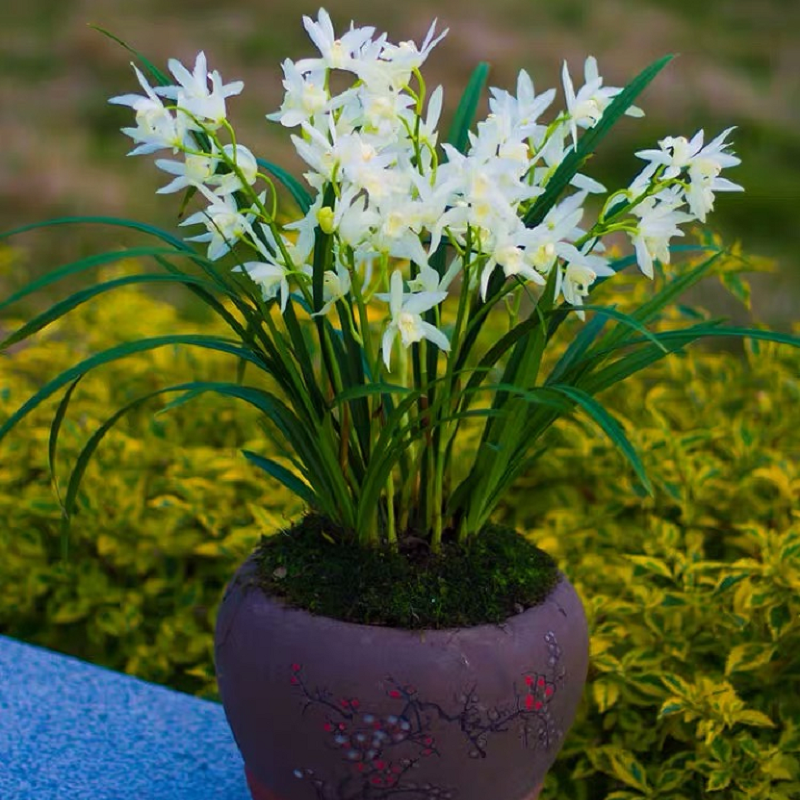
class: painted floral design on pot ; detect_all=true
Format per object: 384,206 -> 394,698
286,633 -> 564,799
215,555 -> 589,800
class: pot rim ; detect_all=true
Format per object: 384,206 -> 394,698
228,555 -> 574,639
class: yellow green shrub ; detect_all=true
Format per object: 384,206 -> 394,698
1,260 -> 798,798
0,267 -> 302,695
504,323 -> 800,798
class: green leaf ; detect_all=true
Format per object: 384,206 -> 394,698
710,736 -> 733,763
88,25 -> 172,86
661,673 -> 693,699
546,303 -> 668,386
312,185 -> 336,314
256,158 -> 312,213
546,312 -> 608,386
1,215 -> 189,249
706,769 -> 732,792
461,301 -> 549,401
0,247 -> 192,317
593,679 -> 621,713
736,709 -> 776,729
545,383 -> 652,494
523,54 -> 674,227
0,335 -> 267,443
330,382 -> 413,406
48,377 -> 83,559
58,380 -> 344,531
714,573 -> 748,594
626,555 -> 673,580
769,605 -> 792,639
242,451 -> 318,508
592,251 -> 722,356
719,271 -> 752,308
659,699 -> 686,718
725,643 -> 776,675
608,748 -> 651,793
1,272 -> 235,349
446,62 -> 490,154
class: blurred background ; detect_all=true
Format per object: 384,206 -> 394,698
1,0 -> 798,324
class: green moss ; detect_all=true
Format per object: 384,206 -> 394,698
252,514 -> 560,629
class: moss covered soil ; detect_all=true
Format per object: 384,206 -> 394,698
252,514 -> 560,630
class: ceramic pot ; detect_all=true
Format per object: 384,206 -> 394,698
215,551 -> 588,800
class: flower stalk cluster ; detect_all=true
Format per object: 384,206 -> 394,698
2,8 -> 768,556
105,9 -> 747,549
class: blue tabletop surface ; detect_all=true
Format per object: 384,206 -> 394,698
0,635 -> 251,800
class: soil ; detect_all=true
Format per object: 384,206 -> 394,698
252,513 -> 560,629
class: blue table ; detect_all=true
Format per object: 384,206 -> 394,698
0,635 -> 251,799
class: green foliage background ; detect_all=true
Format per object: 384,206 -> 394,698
1,245 -> 798,799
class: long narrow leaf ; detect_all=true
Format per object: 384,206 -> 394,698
48,377 -> 82,518
546,312 -> 608,386
1,216 -> 189,249
89,26 -> 172,86
545,304 -> 668,387
446,62 -> 490,155
330,382 -> 413,407
0,335 -> 267,442
59,381 -> 333,530
523,54 -> 674,228
0,247 -> 192,315
242,451 -> 318,508
1,272 -> 238,349
593,251 -> 722,356
256,158 -> 313,214
545,383 -> 652,493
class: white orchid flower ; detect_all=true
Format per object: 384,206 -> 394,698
367,20 -> 448,89
212,144 -> 259,194
155,52 -> 243,129
487,70 -> 556,139
555,246 -> 615,319
235,261 -> 291,311
180,186 -> 259,260
479,225 -> 548,301
407,260 -> 461,295
153,143 -> 257,195
629,190 -> 693,278
533,126 -> 606,193
562,56 -> 644,148
109,64 -> 185,155
633,128 -> 743,221
154,152 -> 217,194
267,61 -> 329,128
379,271 -> 450,370
294,8 -> 376,74
635,127 -> 741,180
311,264 -> 352,317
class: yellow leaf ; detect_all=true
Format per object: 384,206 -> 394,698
659,698 -> 686,719
608,748 -> 650,794
194,542 -> 222,557
737,709 -> 776,729
593,680 -> 621,713
725,643 -> 776,675
706,769 -> 732,792
762,754 -> 799,781
626,555 -> 673,580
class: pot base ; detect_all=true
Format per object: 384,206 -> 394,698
245,766 -> 543,800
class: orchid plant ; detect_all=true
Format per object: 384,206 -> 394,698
1,9 -> 796,555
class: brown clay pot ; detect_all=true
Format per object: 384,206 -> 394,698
215,551 -> 589,800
